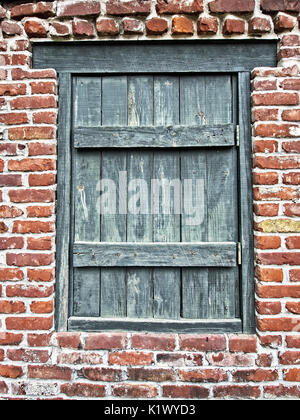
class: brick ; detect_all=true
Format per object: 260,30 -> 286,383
7,349 -> 49,363
255,267 -> 283,283
284,369 -> 300,381
253,79 -> 277,91
146,18 -> 168,35
27,237 -> 52,251
286,236 -> 300,249
180,334 -> 226,352
12,68 -> 57,81
28,143 -> 56,156
30,301 -> 54,314
0,222 -> 8,233
10,96 -> 57,111
0,301 -> 25,314
57,1 -> 101,17
107,0 -> 151,15
178,369 -> 227,383
13,221 -> 54,234
206,353 -> 255,367
286,302 -> 300,314
8,127 -> 55,141
28,365 -> 72,381
253,172 -> 279,185
0,83 -> 26,96
50,22 -> 71,37
27,333 -> 52,347
96,18 -> 119,35
279,351 -> 300,365
1,21 -> 23,36
284,204 -> 300,217
28,174 -> 56,187
0,382 -> 8,394
255,155 -> 300,169
0,332 -> 23,346
232,369 -> 278,382
249,17 -> 272,34
122,18 -> 144,34
229,335 -> 257,353
109,351 -> 154,366
11,2 -> 55,19
257,252 -> 300,265
0,365 -> 23,379
213,385 -> 260,399
253,92 -> 299,106
0,5 -> 7,19
281,79 -> 300,91
283,173 -> 300,185
6,253 -> 54,267
57,333 -> 81,349
128,368 -> 175,382
10,40 -> 31,52
156,353 -> 203,367
33,112 -> 57,124
0,144 -> 17,156
0,237 -> 24,250
282,110 -> 300,122
9,189 -> 55,203
113,384 -> 158,398
27,268 -> 54,283
223,18 -> 245,35
61,383 -> 106,398
30,81 -> 57,95
256,300 -> 282,315
286,336 -> 300,348
264,385 -> 300,399
58,352 -> 102,365
73,18 -> 95,37
253,108 -> 279,121
26,206 -> 54,218
258,318 -> 300,332
0,268 -> 23,282
274,13 -> 296,32
280,47 -> 300,59
255,236 -> 281,249
162,385 -> 209,399
0,113 -> 29,125
0,175 -> 22,187
24,19 -> 47,38
210,0 -> 255,12
6,285 -> 53,299
256,354 -> 273,367
81,367 -> 123,382
131,334 -> 176,351
281,34 -> 300,46
172,16 -> 194,35
85,333 -> 127,350
156,0 -> 203,14
254,203 -> 279,217
197,17 -> 218,34
261,0 -> 300,12
259,334 -> 282,348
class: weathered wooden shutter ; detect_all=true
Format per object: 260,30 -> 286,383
37,41 -> 277,333
66,73 -> 240,332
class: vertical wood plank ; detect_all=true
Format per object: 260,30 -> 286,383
153,76 -> 181,319
238,72 -> 255,333
127,76 -> 153,318
72,76 -> 101,317
101,76 -> 127,317
56,73 -> 72,331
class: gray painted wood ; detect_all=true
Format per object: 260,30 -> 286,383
100,76 -> 128,318
72,77 -> 101,318
55,73 -> 72,331
74,125 -> 235,148
73,242 -> 237,267
238,72 -> 255,333
127,75 -> 153,319
33,41 -> 277,74
68,317 -> 242,333
153,76 -> 181,320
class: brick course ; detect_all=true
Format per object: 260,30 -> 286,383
0,0 -> 299,400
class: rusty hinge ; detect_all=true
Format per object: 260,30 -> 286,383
238,242 -> 242,265
236,125 -> 240,148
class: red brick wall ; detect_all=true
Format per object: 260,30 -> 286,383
0,0 -> 299,400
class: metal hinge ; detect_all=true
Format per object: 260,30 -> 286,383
238,242 -> 242,265
236,125 -> 240,148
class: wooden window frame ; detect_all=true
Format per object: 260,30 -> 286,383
32,40 -> 277,333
